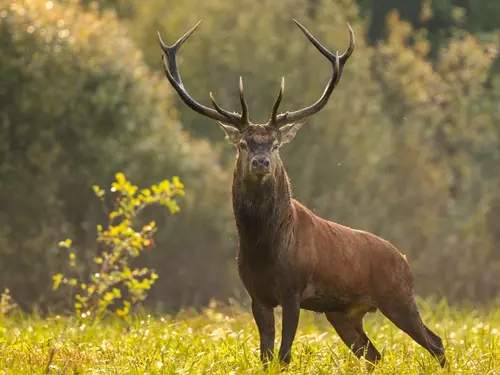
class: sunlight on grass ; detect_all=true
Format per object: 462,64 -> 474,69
0,299 -> 499,374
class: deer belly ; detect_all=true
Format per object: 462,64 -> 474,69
300,283 -> 355,313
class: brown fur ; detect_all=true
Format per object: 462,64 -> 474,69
230,126 -> 447,369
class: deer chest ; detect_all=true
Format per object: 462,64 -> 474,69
236,251 -> 304,308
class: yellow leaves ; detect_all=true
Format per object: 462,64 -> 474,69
69,251 -> 77,268
151,181 -> 167,195
130,198 -> 140,208
172,176 -> 185,192
143,221 -> 156,234
164,199 -> 181,214
58,238 -> 72,248
115,307 -> 127,317
92,185 -> 105,198
103,289 -> 121,303
108,172 -> 184,220
438,34 -> 497,86
386,10 -> 413,44
87,285 -> 96,296
111,173 -> 138,197
414,40 -> 430,58
115,301 -> 130,317
122,267 -> 132,279
128,185 -> 138,197
53,173 -> 181,324
52,273 -> 63,291
111,172 -> 126,192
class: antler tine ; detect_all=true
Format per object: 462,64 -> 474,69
269,77 -> 285,127
342,23 -> 355,63
209,91 -> 232,117
271,20 -> 355,127
208,77 -> 250,124
157,20 -> 202,87
157,21 -> 249,129
239,77 -> 249,124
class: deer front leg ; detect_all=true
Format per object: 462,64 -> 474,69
278,295 -> 300,365
251,299 -> 275,365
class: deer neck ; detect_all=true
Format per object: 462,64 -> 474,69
232,159 -> 294,254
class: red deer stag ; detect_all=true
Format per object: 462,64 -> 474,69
157,19 -> 447,369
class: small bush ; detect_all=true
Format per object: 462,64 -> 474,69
53,172 -> 184,323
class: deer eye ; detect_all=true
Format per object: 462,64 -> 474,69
239,142 -> 248,150
272,143 -> 279,151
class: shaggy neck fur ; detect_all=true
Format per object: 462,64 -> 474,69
232,156 -> 294,257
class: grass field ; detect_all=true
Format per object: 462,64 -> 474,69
1,298 -> 499,374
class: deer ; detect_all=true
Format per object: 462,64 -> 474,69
157,19 -> 447,370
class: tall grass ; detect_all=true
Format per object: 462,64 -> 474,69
1,298 -> 499,374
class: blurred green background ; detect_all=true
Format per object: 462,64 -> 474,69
1,0 -> 499,312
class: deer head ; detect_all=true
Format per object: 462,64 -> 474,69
157,19 -> 354,183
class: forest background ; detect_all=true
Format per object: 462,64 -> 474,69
1,0 -> 500,313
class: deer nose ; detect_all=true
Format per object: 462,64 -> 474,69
250,156 -> 270,173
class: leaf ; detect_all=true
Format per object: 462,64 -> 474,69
115,172 -> 126,185
52,274 -> 63,290
172,176 -> 184,190
92,185 -> 105,198
58,238 -> 72,248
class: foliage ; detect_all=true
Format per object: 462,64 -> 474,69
371,13 -> 500,301
129,0 -> 362,139
0,0 -> 234,312
1,299 -> 500,373
52,173 -> 184,324
356,0 -> 500,46
1,0 -> 500,313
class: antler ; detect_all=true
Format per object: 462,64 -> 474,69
269,19 -> 355,128
157,20 -> 250,130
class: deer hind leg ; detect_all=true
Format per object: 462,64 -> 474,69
325,311 -> 381,368
377,296 -> 447,368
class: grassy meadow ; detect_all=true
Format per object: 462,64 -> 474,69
0,299 -> 499,374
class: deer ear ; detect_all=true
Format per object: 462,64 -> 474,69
279,121 -> 305,144
218,122 -> 241,144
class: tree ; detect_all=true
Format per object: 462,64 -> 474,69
372,13 -> 500,300
0,0 -> 235,311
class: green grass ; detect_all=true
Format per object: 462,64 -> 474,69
1,298 -> 499,374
